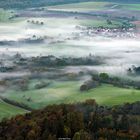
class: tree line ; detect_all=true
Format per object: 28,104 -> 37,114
0,99 -> 140,140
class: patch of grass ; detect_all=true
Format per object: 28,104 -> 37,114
0,9 -> 13,22
0,99 -> 28,120
3,81 -> 140,110
47,2 -> 111,12
47,2 -> 140,12
49,2 -> 140,12
78,19 -> 123,28
42,17 -> 123,28
65,84 -> 140,106
120,4 -> 140,11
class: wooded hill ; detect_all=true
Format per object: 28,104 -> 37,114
0,100 -> 140,140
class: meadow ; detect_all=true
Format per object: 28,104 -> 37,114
47,2 -> 111,11
0,1 -> 140,121
0,9 -> 13,22
80,19 -> 123,28
3,80 -> 140,110
120,4 -> 140,11
47,1 -> 140,11
0,99 -> 28,120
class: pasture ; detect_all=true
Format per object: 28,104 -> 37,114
0,99 -> 28,120
0,1 -> 140,121
47,2 -> 140,12
0,9 -> 13,22
47,2 -> 111,12
3,80 -> 140,110
120,4 -> 140,11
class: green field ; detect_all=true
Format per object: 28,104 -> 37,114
28,17 -> 123,29
0,1 -> 140,121
0,9 -> 13,22
0,99 -> 28,120
120,4 -> 140,11
3,80 -> 140,110
79,19 -> 123,28
47,2 -> 140,12
47,2 -> 110,12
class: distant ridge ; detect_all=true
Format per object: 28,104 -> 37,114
1,0 -> 140,9
0,0 -> 90,9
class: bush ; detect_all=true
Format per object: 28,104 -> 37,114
35,81 -> 50,89
80,80 -> 99,91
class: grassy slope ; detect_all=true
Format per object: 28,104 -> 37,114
3,81 -> 140,110
0,0 -> 92,9
120,4 -> 140,11
0,9 -> 13,22
47,2 -> 110,11
0,99 -> 28,120
26,17 -> 123,29
47,2 -> 140,12
0,1 -> 140,120
1,0 -> 140,9
80,19 -> 122,28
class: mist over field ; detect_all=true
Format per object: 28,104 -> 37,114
0,1 -> 140,131
0,16 -> 140,78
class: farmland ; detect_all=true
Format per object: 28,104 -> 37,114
0,0 -> 140,121
48,2 -> 140,12
0,1 -> 140,140
3,80 -> 140,110
0,9 -> 13,22
47,2 -> 110,11
120,4 -> 140,11
0,99 -> 28,120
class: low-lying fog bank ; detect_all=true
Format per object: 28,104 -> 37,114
0,38 -> 140,79
0,14 -> 140,80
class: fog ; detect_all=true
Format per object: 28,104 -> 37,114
0,72 -> 30,80
0,17 -> 140,78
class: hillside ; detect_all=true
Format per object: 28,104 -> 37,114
1,0 -> 140,9
0,0 -> 140,139
0,100 -> 140,140
0,0 -> 90,9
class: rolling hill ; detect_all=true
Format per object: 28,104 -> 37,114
1,0 -> 140,9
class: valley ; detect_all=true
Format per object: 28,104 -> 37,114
0,0 -> 140,121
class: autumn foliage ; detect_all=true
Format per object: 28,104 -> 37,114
0,99 -> 140,140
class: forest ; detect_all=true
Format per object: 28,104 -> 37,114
0,99 -> 140,140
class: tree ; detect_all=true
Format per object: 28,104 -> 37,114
120,114 -> 129,130
73,130 -> 92,140
99,73 -> 109,80
107,19 -> 112,25
131,16 -> 135,21
66,112 -> 84,136
64,126 -> 71,138
80,80 -> 99,91
41,22 -> 44,25
48,134 -> 57,140
27,130 -> 36,140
